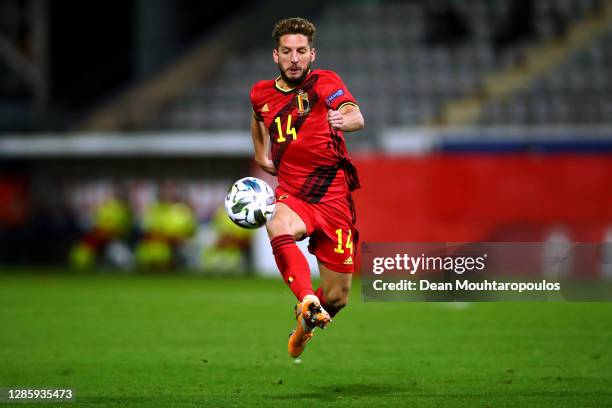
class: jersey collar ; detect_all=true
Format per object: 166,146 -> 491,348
274,70 -> 312,94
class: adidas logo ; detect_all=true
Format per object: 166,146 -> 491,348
343,256 -> 353,265
262,103 -> 269,112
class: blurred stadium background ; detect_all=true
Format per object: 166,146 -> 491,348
1,1 -> 612,406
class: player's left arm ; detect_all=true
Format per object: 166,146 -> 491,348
327,103 -> 364,132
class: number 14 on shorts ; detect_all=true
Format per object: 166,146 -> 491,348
334,228 -> 353,254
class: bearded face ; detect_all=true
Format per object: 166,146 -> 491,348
274,34 -> 315,87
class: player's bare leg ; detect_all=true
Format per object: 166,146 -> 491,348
266,202 -> 307,240
317,262 -> 352,317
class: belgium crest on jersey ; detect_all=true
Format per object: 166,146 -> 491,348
296,90 -> 310,116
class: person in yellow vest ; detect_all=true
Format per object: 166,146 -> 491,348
69,197 -> 132,269
135,182 -> 197,269
201,205 -> 254,273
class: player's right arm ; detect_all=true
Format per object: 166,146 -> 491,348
251,115 -> 276,176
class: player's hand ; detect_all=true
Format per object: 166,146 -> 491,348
256,157 -> 277,176
327,109 -> 344,130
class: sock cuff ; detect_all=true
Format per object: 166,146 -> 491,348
270,234 -> 295,253
297,288 -> 315,301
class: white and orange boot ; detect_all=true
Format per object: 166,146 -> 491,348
288,295 -> 331,358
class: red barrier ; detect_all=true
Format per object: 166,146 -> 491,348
352,154 -> 612,242
0,177 -> 28,226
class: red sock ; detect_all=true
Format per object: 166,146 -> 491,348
314,287 -> 325,304
271,234 -> 314,301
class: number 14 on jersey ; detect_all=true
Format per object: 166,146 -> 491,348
275,114 -> 297,143
334,228 -> 353,254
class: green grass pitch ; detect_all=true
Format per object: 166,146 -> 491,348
1,270 -> 611,407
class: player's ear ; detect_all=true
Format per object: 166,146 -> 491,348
273,48 -> 279,64
310,47 -> 316,63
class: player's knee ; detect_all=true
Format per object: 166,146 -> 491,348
266,215 -> 290,238
266,213 -> 306,240
265,217 -> 280,236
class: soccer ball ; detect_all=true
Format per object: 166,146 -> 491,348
224,177 -> 276,229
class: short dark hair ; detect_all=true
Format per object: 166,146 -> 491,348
272,17 -> 316,47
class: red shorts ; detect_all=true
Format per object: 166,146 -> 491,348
276,188 -> 357,273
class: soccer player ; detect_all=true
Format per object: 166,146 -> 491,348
249,17 -> 364,358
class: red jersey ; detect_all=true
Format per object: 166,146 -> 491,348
250,69 -> 360,203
